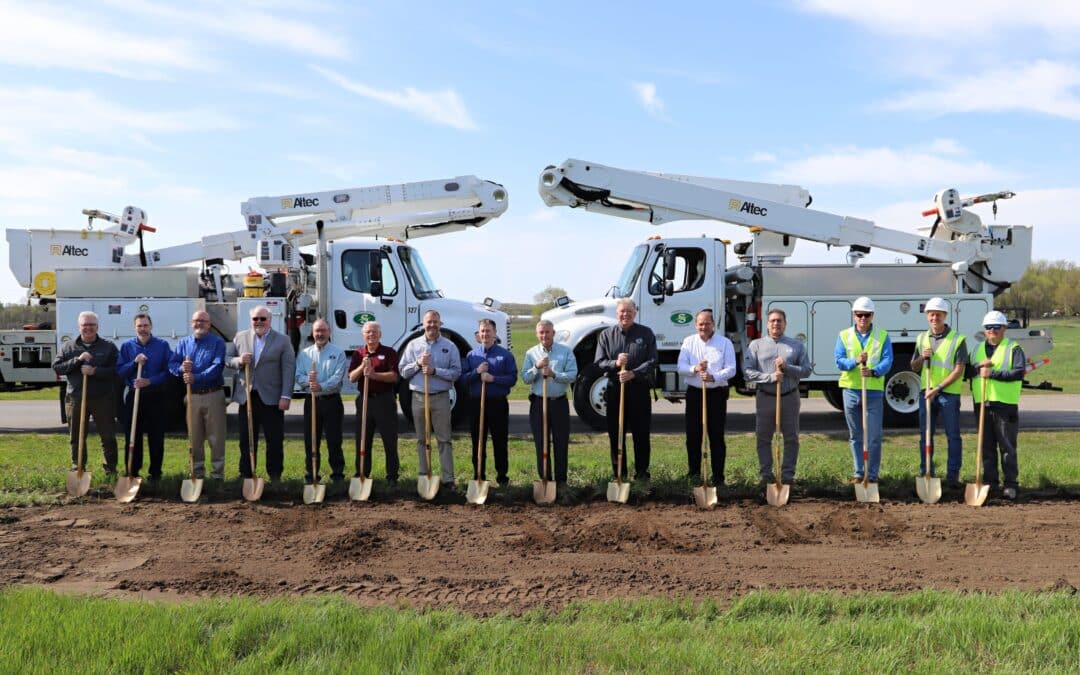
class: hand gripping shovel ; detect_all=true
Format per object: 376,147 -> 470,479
692,382 -> 717,509
467,381 -> 490,505
854,366 -> 879,503
965,376 -> 990,506
766,369 -> 790,507
915,366 -> 942,504
349,374 -> 373,501
533,375 -> 557,505
241,363 -> 265,502
114,362 -> 144,503
180,358 -> 204,503
607,366 -> 631,504
303,364 -> 326,505
66,372 -> 92,497
416,372 -> 440,500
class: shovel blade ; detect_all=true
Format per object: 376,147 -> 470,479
692,485 -> 718,509
606,480 -> 630,504
303,483 -> 326,505
348,476 -> 372,502
854,482 -> 880,503
417,475 -> 439,501
964,482 -> 989,507
466,479 -> 490,505
915,476 -> 942,504
533,480 -> 556,505
242,477 -> 265,502
766,482 -> 791,507
113,476 -> 142,503
66,470 -> 91,498
180,478 -> 204,503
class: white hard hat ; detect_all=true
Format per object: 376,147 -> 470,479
924,297 -> 949,314
852,297 -> 875,313
982,310 -> 1008,326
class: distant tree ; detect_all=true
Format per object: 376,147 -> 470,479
0,302 -> 55,330
532,285 -> 569,319
997,260 -> 1078,317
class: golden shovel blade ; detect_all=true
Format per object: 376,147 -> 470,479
348,476 -> 372,502
303,482 -> 326,505
606,480 -> 630,504
417,474 -> 440,501
692,484 -> 717,509
533,479 -> 556,505
66,469 -> 91,498
466,479 -> 490,505
242,477 -> 265,502
854,481 -> 880,503
180,478 -> 204,503
114,476 -> 142,503
964,482 -> 989,507
766,482 -> 790,507
915,475 -> 942,504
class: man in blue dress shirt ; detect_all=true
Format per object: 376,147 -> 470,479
461,318 -> 518,486
169,310 -> 227,481
117,313 -> 173,481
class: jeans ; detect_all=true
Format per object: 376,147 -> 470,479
843,388 -> 883,481
917,391 -> 962,478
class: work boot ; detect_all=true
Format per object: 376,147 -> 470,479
1003,486 -> 1018,500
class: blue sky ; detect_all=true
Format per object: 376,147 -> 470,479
1,0 -> 1077,306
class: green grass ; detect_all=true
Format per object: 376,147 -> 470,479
0,388 -> 56,401
0,587 -> 1076,672
1026,319 -> 1079,394
2,430 -> 1077,506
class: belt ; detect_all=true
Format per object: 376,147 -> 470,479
312,392 -> 341,398
365,390 -> 395,397
529,394 -> 567,401
756,388 -> 796,397
191,386 -> 222,395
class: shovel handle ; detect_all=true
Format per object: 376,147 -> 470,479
358,375 -> 369,480
700,375 -> 708,488
125,361 -> 144,479
77,371 -> 89,475
184,358 -> 197,481
975,375 -> 987,487
774,366 -> 783,487
423,372 -> 432,480
541,375 -> 549,480
310,363 -> 318,485
245,362 -> 257,479
616,365 -> 626,485
475,380 -> 486,481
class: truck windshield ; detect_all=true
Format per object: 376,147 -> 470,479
610,244 -> 649,297
397,246 -> 442,299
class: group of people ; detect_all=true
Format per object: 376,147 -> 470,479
52,295 -> 1024,500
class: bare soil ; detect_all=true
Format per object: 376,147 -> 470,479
1,488 -> 1077,615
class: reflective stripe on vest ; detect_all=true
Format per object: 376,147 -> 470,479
917,329 -> 964,394
838,327 -> 887,391
971,338 -> 1021,404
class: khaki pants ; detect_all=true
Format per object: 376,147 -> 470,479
66,391 -> 118,471
412,390 -> 454,483
188,389 -> 226,479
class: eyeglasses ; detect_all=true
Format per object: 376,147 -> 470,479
853,313 -> 872,319
983,324 -> 1004,331
251,317 -> 268,323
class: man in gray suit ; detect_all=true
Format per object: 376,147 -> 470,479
229,305 -> 296,481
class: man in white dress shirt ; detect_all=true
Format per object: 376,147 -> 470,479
676,309 -> 736,486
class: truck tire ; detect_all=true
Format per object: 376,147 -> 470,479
883,348 -> 919,427
572,365 -> 608,431
822,385 -> 844,412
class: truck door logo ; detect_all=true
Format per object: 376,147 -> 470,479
670,312 -> 693,325
353,312 -> 376,326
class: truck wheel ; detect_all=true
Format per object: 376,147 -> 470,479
822,386 -> 844,411
883,350 -> 919,427
572,367 -> 608,431
397,379 -> 468,429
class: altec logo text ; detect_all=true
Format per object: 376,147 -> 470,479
728,199 -> 767,216
50,244 -> 89,256
281,197 -> 320,209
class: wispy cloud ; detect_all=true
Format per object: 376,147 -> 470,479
768,141 -> 1012,187
313,65 -> 479,131
750,152 -> 777,163
879,60 -> 1080,121
286,153 -> 374,184
632,82 -> 668,119
0,1 -> 210,79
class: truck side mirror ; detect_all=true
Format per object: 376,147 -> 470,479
370,280 -> 383,297
333,309 -> 346,329
369,251 -> 382,284
663,249 -> 677,281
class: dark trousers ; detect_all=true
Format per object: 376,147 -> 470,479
685,385 -> 728,484
469,395 -> 509,482
981,403 -> 1020,489
303,394 -> 344,481
238,390 -> 285,479
123,388 -> 165,478
529,394 -> 569,482
66,391 -> 118,471
355,391 -> 399,480
605,381 -> 652,479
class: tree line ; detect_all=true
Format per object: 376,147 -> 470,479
996,260 -> 1080,318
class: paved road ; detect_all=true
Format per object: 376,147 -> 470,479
4,394 -> 1079,435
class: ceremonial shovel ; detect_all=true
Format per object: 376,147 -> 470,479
691,379 -> 717,509
915,366 -> 942,504
766,368 -> 790,507
964,376 -> 990,507
65,372 -> 92,497
114,362 -> 144,503
241,363 -> 265,502
303,364 -> 326,505
854,363 -> 879,503
466,380 -> 490,505
416,372 -> 440,500
606,366 -> 631,504
180,358 -> 203,503
348,374 -> 373,501
533,375 -> 556,505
